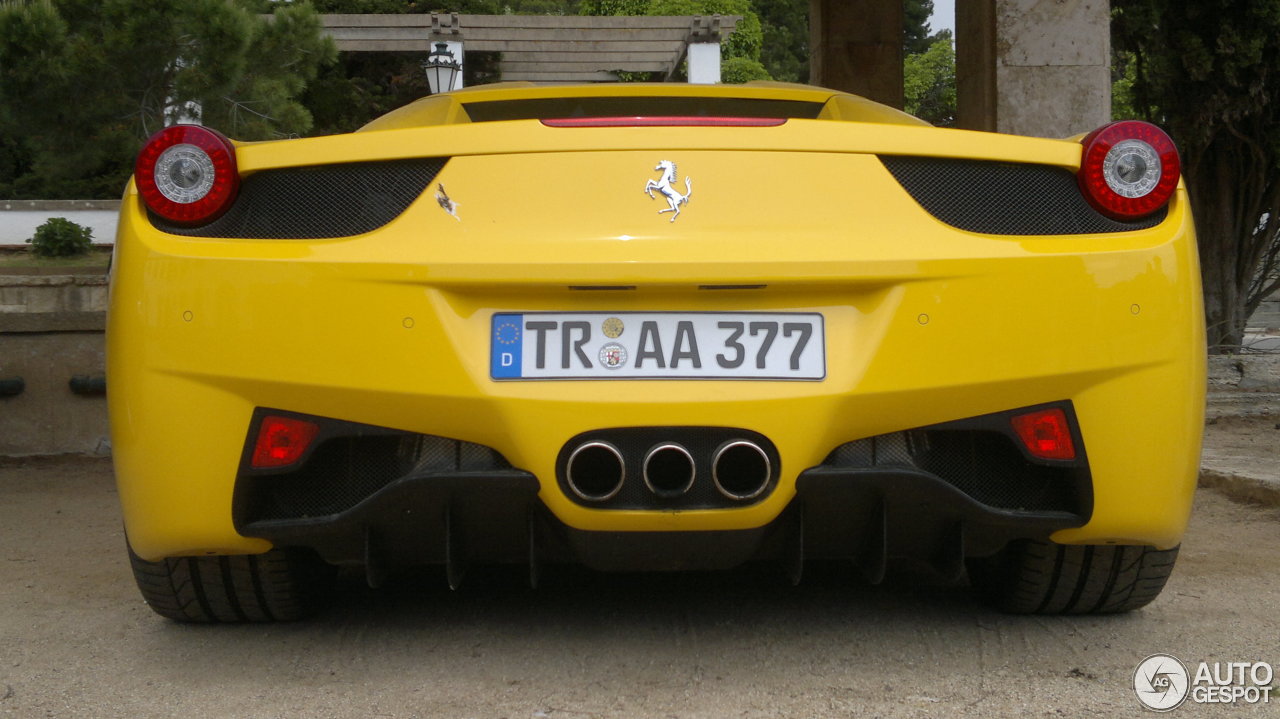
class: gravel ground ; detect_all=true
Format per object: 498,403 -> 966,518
1201,403 -> 1280,504
1,419 -> 1278,719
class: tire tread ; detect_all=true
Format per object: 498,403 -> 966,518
971,540 -> 1179,615
128,544 -> 328,623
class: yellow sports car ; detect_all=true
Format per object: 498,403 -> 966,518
109,82 -> 1204,621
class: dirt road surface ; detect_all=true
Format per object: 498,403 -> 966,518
2,449 -> 1278,719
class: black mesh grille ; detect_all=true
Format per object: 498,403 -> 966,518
241,432 -> 512,522
823,429 -> 1081,513
151,158 -> 446,239
880,156 -> 1167,235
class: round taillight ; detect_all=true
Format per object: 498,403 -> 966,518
135,125 -> 239,225
1078,120 -> 1180,221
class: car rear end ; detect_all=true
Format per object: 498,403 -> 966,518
108,83 -> 1204,620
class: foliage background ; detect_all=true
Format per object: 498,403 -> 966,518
0,0 -> 335,199
1113,0 -> 1280,350
0,0 -> 827,194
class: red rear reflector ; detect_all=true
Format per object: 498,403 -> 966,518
541,116 -> 786,128
252,416 -> 320,468
1010,408 -> 1076,461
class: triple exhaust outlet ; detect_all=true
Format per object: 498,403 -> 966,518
565,438 -> 772,503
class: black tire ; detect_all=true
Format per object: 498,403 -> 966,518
969,540 -> 1179,614
128,543 -> 332,623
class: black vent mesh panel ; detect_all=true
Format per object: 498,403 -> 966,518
823,430 -> 1080,513
880,156 -> 1167,235
151,158 -> 446,239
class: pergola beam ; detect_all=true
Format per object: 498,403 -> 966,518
332,39 -> 685,53
328,27 -> 699,44
502,71 -> 628,82
502,61 -> 671,73
321,14 -> 713,29
319,13 -> 740,83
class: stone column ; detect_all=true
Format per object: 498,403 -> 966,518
809,0 -> 904,109
957,0 -> 1111,137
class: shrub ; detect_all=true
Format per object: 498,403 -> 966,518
721,56 -> 772,84
27,217 -> 93,257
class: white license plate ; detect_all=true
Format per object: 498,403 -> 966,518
490,312 -> 825,380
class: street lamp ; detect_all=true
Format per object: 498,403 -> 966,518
423,42 -> 461,94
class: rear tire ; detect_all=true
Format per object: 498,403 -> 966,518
969,540 -> 1179,614
128,543 -> 332,622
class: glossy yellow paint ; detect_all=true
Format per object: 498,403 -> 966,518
109,83 -> 1204,560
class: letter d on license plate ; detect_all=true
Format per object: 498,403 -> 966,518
490,312 -> 825,380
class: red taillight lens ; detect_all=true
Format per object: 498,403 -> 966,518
1077,120 -> 1180,221
251,416 -> 320,469
135,124 -> 239,225
1010,408 -> 1076,461
541,116 -> 786,128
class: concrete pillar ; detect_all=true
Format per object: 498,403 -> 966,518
957,0 -> 1110,137
687,42 -> 721,84
809,0 -> 903,109
686,16 -> 724,84
956,0 -> 996,132
429,13 -> 464,91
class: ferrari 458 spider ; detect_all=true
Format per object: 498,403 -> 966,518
109,81 -> 1203,621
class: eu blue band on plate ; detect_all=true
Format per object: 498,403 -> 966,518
490,314 -> 524,379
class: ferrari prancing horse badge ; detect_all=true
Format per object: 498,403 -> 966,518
644,161 -> 691,222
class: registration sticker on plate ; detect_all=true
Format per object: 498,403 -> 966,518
490,312 -> 825,380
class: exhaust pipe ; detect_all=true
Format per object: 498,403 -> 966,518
712,440 -> 772,500
643,443 -> 696,498
565,441 -> 625,501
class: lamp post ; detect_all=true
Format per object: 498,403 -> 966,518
423,42 -> 462,94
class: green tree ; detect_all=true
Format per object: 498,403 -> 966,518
0,0 -> 335,199
1110,49 -> 1138,120
721,55 -> 772,83
1114,0 -> 1280,350
755,0 -> 807,83
904,0 -> 934,55
903,29 -> 953,125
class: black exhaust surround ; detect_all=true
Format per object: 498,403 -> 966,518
556,427 -> 780,511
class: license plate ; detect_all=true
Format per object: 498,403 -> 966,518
490,312 -> 825,380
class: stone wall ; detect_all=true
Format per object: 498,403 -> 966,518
1251,293 -> 1280,331
0,271 -> 108,456
1208,355 -> 1280,392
